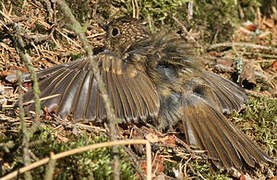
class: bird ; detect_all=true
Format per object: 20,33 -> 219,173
17,17 -> 274,171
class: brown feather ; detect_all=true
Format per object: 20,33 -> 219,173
179,93 -> 271,169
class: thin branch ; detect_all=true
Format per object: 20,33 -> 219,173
43,152 -> 56,180
55,0 -> 120,179
122,146 -> 146,180
208,42 -> 277,53
17,71 -> 32,180
22,94 -> 61,106
13,24 -> 41,120
171,15 -> 203,52
187,0 -> 194,20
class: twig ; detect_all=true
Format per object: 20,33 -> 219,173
12,23 -> 43,140
1,139 -> 152,180
0,12 -> 40,119
237,51 -> 277,59
131,0 -> 139,19
13,25 -> 41,120
44,0 -> 54,22
43,152 -> 56,180
55,28 -> 82,48
51,119 -> 107,134
208,42 -> 277,53
0,141 -> 14,153
17,71 -> 32,180
22,94 -> 61,106
55,0 -> 120,179
122,146 -> 146,180
171,15 -> 203,51
187,0 -> 194,20
1,9 -> 44,179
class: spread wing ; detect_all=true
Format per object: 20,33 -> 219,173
179,92 -> 273,170
158,66 -> 273,170
125,31 -> 273,169
23,51 -> 160,123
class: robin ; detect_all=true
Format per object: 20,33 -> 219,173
16,17 -> 274,170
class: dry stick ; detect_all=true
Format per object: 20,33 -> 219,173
131,0 -> 136,18
208,42 -> 277,53
134,0 -> 139,19
14,26 -> 41,119
240,52 -> 277,59
13,26 -> 42,140
55,0 -> 121,179
22,94 -> 61,106
187,0 -> 194,20
171,15 -> 203,52
17,71 -> 32,180
122,146 -> 146,179
131,0 -> 139,19
1,139 -> 152,180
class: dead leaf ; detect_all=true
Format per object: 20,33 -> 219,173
272,61 -> 277,71
239,172 -> 246,180
161,135 -> 176,147
243,21 -> 257,32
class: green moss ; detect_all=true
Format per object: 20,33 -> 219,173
93,0 -> 262,43
70,52 -> 83,61
1,125 -> 137,179
233,96 -> 277,156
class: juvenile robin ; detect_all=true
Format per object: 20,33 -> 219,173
19,17 -> 274,170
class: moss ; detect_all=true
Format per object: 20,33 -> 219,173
70,52 -> 83,61
92,0 -> 262,44
233,96 -> 277,156
1,125 -> 137,179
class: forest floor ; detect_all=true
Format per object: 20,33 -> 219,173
0,1 -> 276,179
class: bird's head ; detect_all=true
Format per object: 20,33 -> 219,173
101,17 -> 149,54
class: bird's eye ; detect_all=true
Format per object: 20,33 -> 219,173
111,28 -> 120,37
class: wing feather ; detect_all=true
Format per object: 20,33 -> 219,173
23,52 -> 160,123
179,93 -> 272,170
